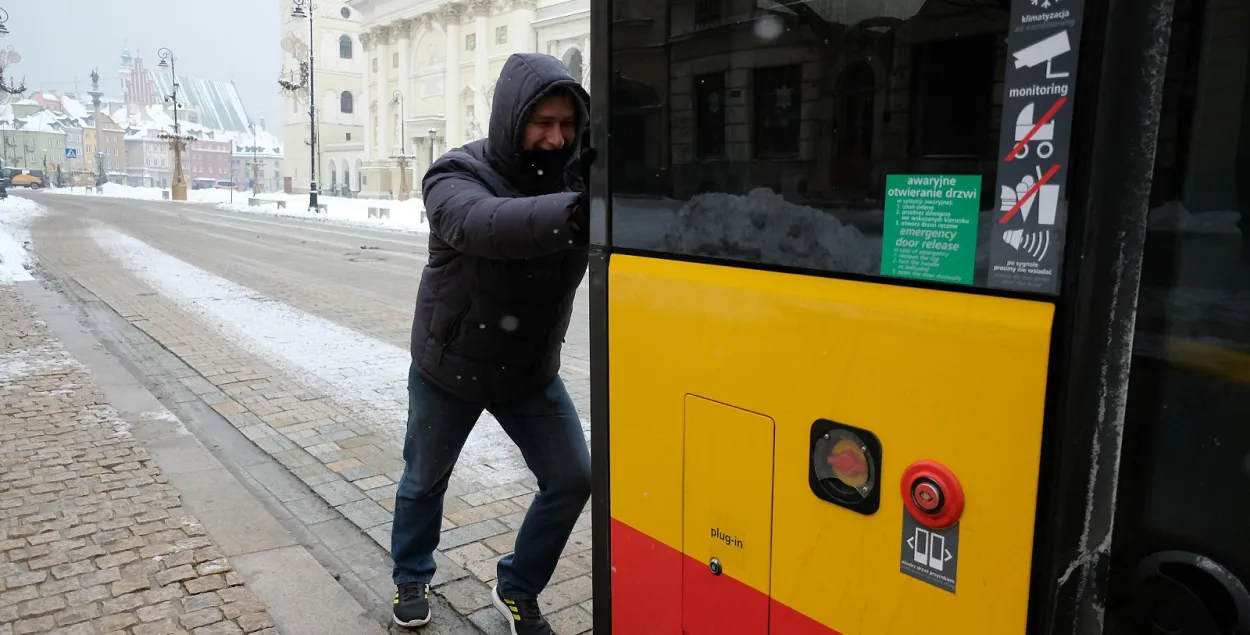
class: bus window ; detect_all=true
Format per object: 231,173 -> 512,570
610,0 -> 1073,292
1108,0 -> 1250,629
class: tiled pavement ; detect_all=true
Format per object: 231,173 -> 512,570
0,283 -> 280,635
27,195 -> 594,633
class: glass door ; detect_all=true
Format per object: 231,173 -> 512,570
1107,0 -> 1250,632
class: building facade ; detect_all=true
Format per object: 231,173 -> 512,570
231,121 -> 285,193
0,108 -> 68,176
186,133 -> 233,184
281,1 -> 365,195
91,112 -> 129,183
124,129 -> 172,188
281,0 -> 589,199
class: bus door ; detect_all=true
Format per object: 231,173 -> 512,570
1098,0 -> 1250,632
584,0 -> 1247,633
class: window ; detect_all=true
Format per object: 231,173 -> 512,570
346,132 -> 352,141
393,52 -> 399,68
609,0 -> 1018,285
911,36 -> 995,157
372,58 -> 378,73
1107,0 -> 1250,629
753,65 -> 801,159
694,72 -> 725,159
466,33 -> 476,52
340,6 -> 350,18
340,91 -> 354,114
694,0 -> 721,24
339,35 -> 353,59
496,26 -> 508,45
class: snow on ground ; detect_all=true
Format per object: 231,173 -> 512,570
217,195 -> 429,234
43,183 -> 431,234
0,343 -> 77,382
44,182 -> 241,204
91,227 -> 537,487
0,196 -> 46,284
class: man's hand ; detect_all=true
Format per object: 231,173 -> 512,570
570,193 -> 590,245
568,146 -> 596,245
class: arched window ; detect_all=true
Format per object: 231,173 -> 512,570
562,48 -> 584,83
339,35 -> 353,59
340,91 -> 354,114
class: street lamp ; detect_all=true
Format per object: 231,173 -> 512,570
291,0 -> 319,212
388,90 -> 416,201
248,121 -> 260,195
157,47 -> 192,201
427,128 -> 437,175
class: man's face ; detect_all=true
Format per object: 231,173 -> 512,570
522,93 -> 576,151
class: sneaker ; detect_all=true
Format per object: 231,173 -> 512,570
492,585 -> 554,635
392,582 -> 432,628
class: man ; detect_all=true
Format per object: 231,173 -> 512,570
391,52 -> 593,635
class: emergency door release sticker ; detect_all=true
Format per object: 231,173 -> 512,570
881,174 -> 982,285
988,0 -> 1087,294
900,512 -> 960,593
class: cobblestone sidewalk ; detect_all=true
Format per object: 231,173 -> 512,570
0,283 -> 278,635
30,202 -> 594,633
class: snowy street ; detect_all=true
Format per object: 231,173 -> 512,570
11,192 -> 593,633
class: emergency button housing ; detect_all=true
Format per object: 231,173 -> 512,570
901,460 -> 965,529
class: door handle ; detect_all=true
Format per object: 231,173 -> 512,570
1130,550 -> 1250,635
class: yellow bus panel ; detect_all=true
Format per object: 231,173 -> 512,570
607,254 -> 1055,635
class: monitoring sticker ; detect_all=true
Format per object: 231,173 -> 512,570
900,513 -> 960,594
881,174 -> 982,285
988,0 -> 1088,294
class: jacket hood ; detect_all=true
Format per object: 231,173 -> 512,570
488,53 -> 590,191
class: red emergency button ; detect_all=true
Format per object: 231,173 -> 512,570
901,461 -> 964,530
912,480 -> 942,513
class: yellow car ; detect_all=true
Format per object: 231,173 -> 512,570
2,169 -> 43,190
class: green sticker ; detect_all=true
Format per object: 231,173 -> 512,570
881,174 -> 982,285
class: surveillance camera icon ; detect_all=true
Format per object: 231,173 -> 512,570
1013,30 -> 1072,79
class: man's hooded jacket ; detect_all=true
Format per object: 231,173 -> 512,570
411,52 -> 591,404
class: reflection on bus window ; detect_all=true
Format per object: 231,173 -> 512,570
609,0 -> 1010,283
1108,0 -> 1249,628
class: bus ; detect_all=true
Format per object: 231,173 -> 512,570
586,0 -> 1249,633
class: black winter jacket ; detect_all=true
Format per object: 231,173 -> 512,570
410,53 -> 591,404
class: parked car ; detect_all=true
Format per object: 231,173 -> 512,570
1,168 -> 42,190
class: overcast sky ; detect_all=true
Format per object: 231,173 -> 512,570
4,0 -> 283,128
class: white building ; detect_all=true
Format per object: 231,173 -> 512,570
280,0 -> 366,196
281,0 -> 589,199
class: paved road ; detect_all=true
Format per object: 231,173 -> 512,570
23,193 -> 594,634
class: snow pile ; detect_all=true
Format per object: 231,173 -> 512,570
217,196 -> 429,234
44,183 -> 241,204
661,187 -> 881,273
0,196 -> 46,284
1148,201 -> 1243,235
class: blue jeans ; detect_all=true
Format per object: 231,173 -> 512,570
391,362 -> 591,598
